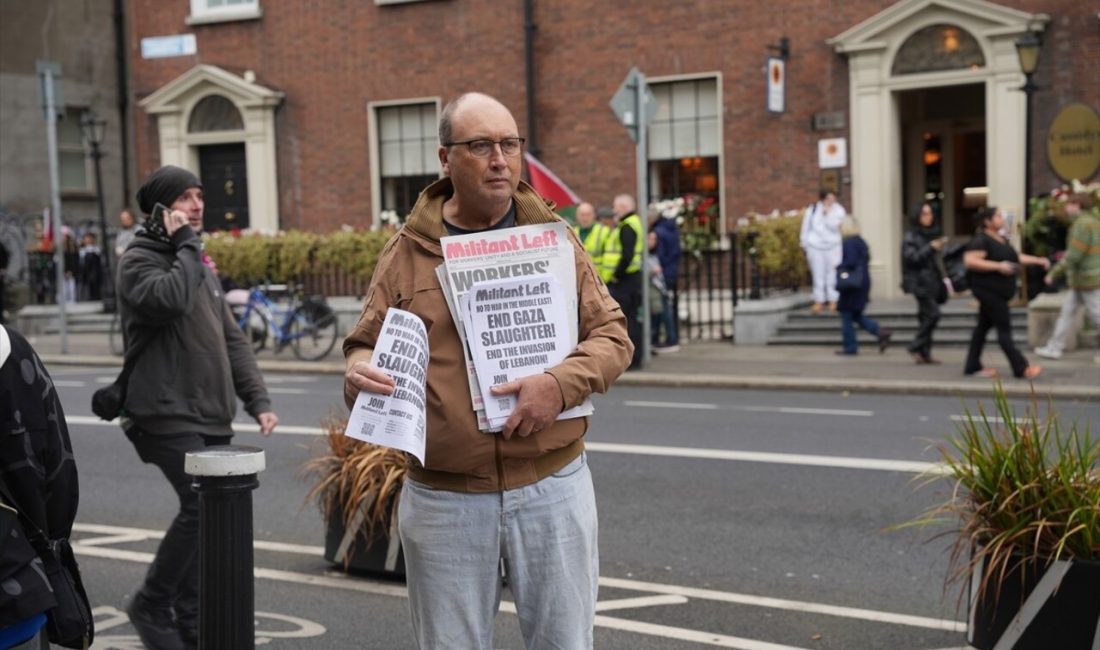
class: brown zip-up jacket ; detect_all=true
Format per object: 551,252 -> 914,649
343,179 -> 632,492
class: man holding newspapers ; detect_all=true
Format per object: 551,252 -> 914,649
343,92 -> 632,648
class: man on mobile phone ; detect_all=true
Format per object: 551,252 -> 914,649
115,165 -> 278,650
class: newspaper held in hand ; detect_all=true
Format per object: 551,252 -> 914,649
345,308 -> 429,465
437,221 -> 592,430
461,274 -> 571,429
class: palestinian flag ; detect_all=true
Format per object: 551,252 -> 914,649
523,152 -> 580,208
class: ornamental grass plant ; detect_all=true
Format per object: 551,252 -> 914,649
905,383 -> 1100,603
301,418 -> 408,565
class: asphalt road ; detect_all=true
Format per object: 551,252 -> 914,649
48,366 -> 1100,649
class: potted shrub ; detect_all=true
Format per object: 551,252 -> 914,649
301,418 -> 407,577
903,384 -> 1099,649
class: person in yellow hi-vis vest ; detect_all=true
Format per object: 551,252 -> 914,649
600,194 -> 645,369
573,201 -> 610,267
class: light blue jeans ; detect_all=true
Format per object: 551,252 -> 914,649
398,453 -> 598,649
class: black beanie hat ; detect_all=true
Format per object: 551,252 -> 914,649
136,165 -> 203,215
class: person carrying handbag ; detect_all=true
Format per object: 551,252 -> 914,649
834,217 -> 892,355
901,202 -> 950,364
1,324 -> 90,650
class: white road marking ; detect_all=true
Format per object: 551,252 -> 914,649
584,442 -> 942,474
624,400 -> 719,410
594,594 -> 688,612
262,375 -> 322,384
623,400 -> 873,417
52,380 -> 85,387
73,522 -> 325,556
599,576 -> 965,632
266,387 -> 309,395
949,415 -> 1006,423
73,522 -> 963,640
65,416 -> 941,473
593,615 -> 809,650
91,605 -> 325,645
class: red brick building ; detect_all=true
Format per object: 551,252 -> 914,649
126,0 -> 1098,296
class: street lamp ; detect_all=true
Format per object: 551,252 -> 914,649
80,110 -> 115,313
1014,29 -> 1042,238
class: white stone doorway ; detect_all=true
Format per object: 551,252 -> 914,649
139,65 -> 284,233
829,0 -> 1048,298
899,83 -> 987,239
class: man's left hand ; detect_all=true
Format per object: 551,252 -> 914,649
257,411 -> 279,436
490,373 -> 563,440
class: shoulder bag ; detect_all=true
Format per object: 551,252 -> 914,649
91,325 -> 153,421
0,480 -> 94,649
836,264 -> 866,292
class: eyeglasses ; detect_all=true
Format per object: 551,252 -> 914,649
444,137 -> 525,158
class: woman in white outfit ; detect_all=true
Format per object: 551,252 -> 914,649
800,191 -> 846,313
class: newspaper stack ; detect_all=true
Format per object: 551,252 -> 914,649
437,221 -> 594,431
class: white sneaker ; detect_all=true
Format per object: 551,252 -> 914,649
1033,345 -> 1062,360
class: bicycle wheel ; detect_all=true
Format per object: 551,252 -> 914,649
232,304 -> 268,353
289,302 -> 338,361
108,314 -> 124,356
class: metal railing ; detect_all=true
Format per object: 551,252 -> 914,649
674,233 -> 806,341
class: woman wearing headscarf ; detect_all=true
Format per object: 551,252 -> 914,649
963,206 -> 1050,379
901,202 -> 949,364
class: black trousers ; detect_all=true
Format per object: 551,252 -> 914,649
907,293 -> 941,358
964,287 -> 1028,377
609,273 -> 643,369
126,428 -> 231,626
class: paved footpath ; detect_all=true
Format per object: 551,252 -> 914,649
11,297 -> 1099,400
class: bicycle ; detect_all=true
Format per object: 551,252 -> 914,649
228,284 -> 339,361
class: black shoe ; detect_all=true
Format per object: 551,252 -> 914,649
877,329 -> 893,353
128,594 -> 187,650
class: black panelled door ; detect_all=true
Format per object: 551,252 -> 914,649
198,143 -> 249,231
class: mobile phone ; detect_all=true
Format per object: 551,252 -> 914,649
151,202 -> 169,228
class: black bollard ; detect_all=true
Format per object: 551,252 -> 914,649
185,445 -> 266,650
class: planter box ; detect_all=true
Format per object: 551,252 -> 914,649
968,555 -> 1100,649
323,501 -> 405,578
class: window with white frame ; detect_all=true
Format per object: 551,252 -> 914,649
187,0 -> 261,24
647,78 -> 721,204
58,108 -> 91,192
376,103 -> 440,219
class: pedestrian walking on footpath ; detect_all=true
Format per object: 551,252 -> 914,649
834,216 -> 891,355
116,165 -> 278,650
649,206 -> 681,351
901,202 -> 949,364
963,206 -> 1050,379
0,325 -> 85,650
1035,193 -> 1100,359
800,190 -> 846,314
344,92 -> 632,649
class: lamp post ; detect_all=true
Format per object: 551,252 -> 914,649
80,110 -> 115,313
1014,29 -> 1042,243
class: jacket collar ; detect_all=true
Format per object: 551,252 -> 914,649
403,178 -> 560,250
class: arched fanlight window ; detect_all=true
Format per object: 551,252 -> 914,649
892,24 -> 985,75
188,94 -> 244,132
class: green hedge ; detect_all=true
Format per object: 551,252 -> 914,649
738,210 -> 808,289
203,229 -> 394,286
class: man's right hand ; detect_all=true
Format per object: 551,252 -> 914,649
165,209 -> 190,236
345,361 -> 396,396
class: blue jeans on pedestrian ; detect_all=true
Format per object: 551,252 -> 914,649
840,309 -> 880,353
651,291 -> 679,346
397,453 -> 599,649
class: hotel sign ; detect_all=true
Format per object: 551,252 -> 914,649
1047,103 -> 1100,182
